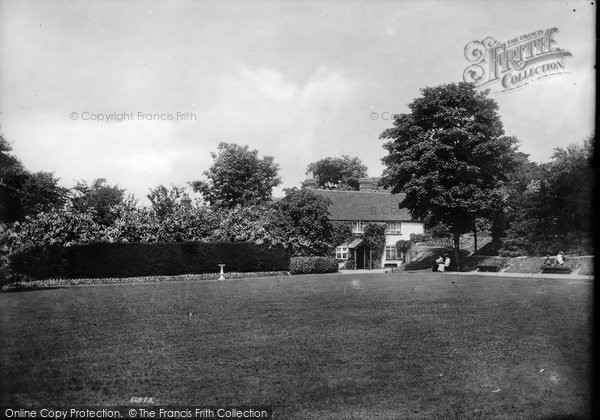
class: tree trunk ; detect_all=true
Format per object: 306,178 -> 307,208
453,230 -> 461,271
473,226 -> 478,254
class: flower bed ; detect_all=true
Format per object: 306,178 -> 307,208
1,271 -> 290,291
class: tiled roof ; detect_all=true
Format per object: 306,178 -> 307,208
311,189 -> 414,222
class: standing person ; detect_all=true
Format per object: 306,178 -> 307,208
556,251 -> 566,265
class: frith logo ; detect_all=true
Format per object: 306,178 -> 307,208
463,28 -> 572,92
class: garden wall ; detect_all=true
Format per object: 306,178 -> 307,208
10,241 -> 290,280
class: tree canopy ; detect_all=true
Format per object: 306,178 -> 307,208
501,135 -> 594,255
147,184 -> 185,219
1,135 -> 67,223
190,142 -> 281,208
70,178 -> 126,226
306,155 -> 368,190
380,82 -> 519,266
276,188 -> 333,256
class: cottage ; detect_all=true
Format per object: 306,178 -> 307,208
302,176 -> 424,268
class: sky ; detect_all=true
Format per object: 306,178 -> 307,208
0,0 -> 595,204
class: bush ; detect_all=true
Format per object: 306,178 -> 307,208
409,233 -> 433,243
9,241 -> 290,280
289,256 -> 338,275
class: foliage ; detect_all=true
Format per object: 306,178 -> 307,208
344,251 -> 355,270
276,188 -> 333,256
409,233 -> 433,243
102,204 -> 159,243
501,135 -> 594,256
1,135 -> 67,223
488,152 -> 543,247
306,155 -> 368,190
10,241 -> 291,280
211,204 -> 287,246
289,256 -> 338,274
3,204 -> 104,253
380,82 -> 519,267
147,184 -> 185,219
70,178 -> 126,226
330,221 -> 353,248
190,142 -> 281,208
362,223 -> 386,269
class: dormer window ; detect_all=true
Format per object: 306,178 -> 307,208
385,222 -> 401,234
352,221 -> 365,234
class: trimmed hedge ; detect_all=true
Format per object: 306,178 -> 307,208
289,256 -> 338,275
9,241 -> 290,280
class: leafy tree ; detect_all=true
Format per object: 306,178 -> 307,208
147,184 -> 185,219
330,221 -> 353,248
212,204 -> 287,246
546,136 -> 594,248
380,82 -> 519,268
190,142 -> 281,208
70,178 -> 125,226
306,155 -> 368,190
276,188 -> 333,256
0,135 -> 67,223
103,204 -> 158,243
20,172 -> 68,215
488,151 -> 542,249
4,204 -> 103,252
501,135 -> 594,255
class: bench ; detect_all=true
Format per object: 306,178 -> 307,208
540,266 -> 572,274
476,258 -> 507,272
477,264 -> 503,272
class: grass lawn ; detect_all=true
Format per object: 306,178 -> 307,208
0,273 -> 592,419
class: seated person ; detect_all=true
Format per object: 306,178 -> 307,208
543,255 -> 553,266
438,255 -> 450,272
434,255 -> 443,272
556,251 -> 566,265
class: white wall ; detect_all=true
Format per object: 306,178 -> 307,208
400,222 -> 424,238
381,222 -> 425,267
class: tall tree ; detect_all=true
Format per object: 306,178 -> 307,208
276,188 -> 333,256
70,178 -> 125,226
1,135 -> 67,223
306,155 -> 368,190
487,151 -> 542,250
380,82 -> 519,268
501,135 -> 594,255
190,142 -> 281,208
147,184 -> 185,219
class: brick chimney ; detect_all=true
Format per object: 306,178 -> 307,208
359,177 -> 376,191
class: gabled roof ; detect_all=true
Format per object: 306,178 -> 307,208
311,189 -> 414,222
348,238 -> 364,248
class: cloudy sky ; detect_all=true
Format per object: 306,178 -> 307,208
0,0 -> 595,203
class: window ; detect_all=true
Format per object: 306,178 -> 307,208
385,222 -> 402,234
336,246 -> 349,260
352,221 -> 365,234
385,245 -> 399,260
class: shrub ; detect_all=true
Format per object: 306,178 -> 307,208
409,233 -> 433,243
289,256 -> 338,275
9,241 -> 290,280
